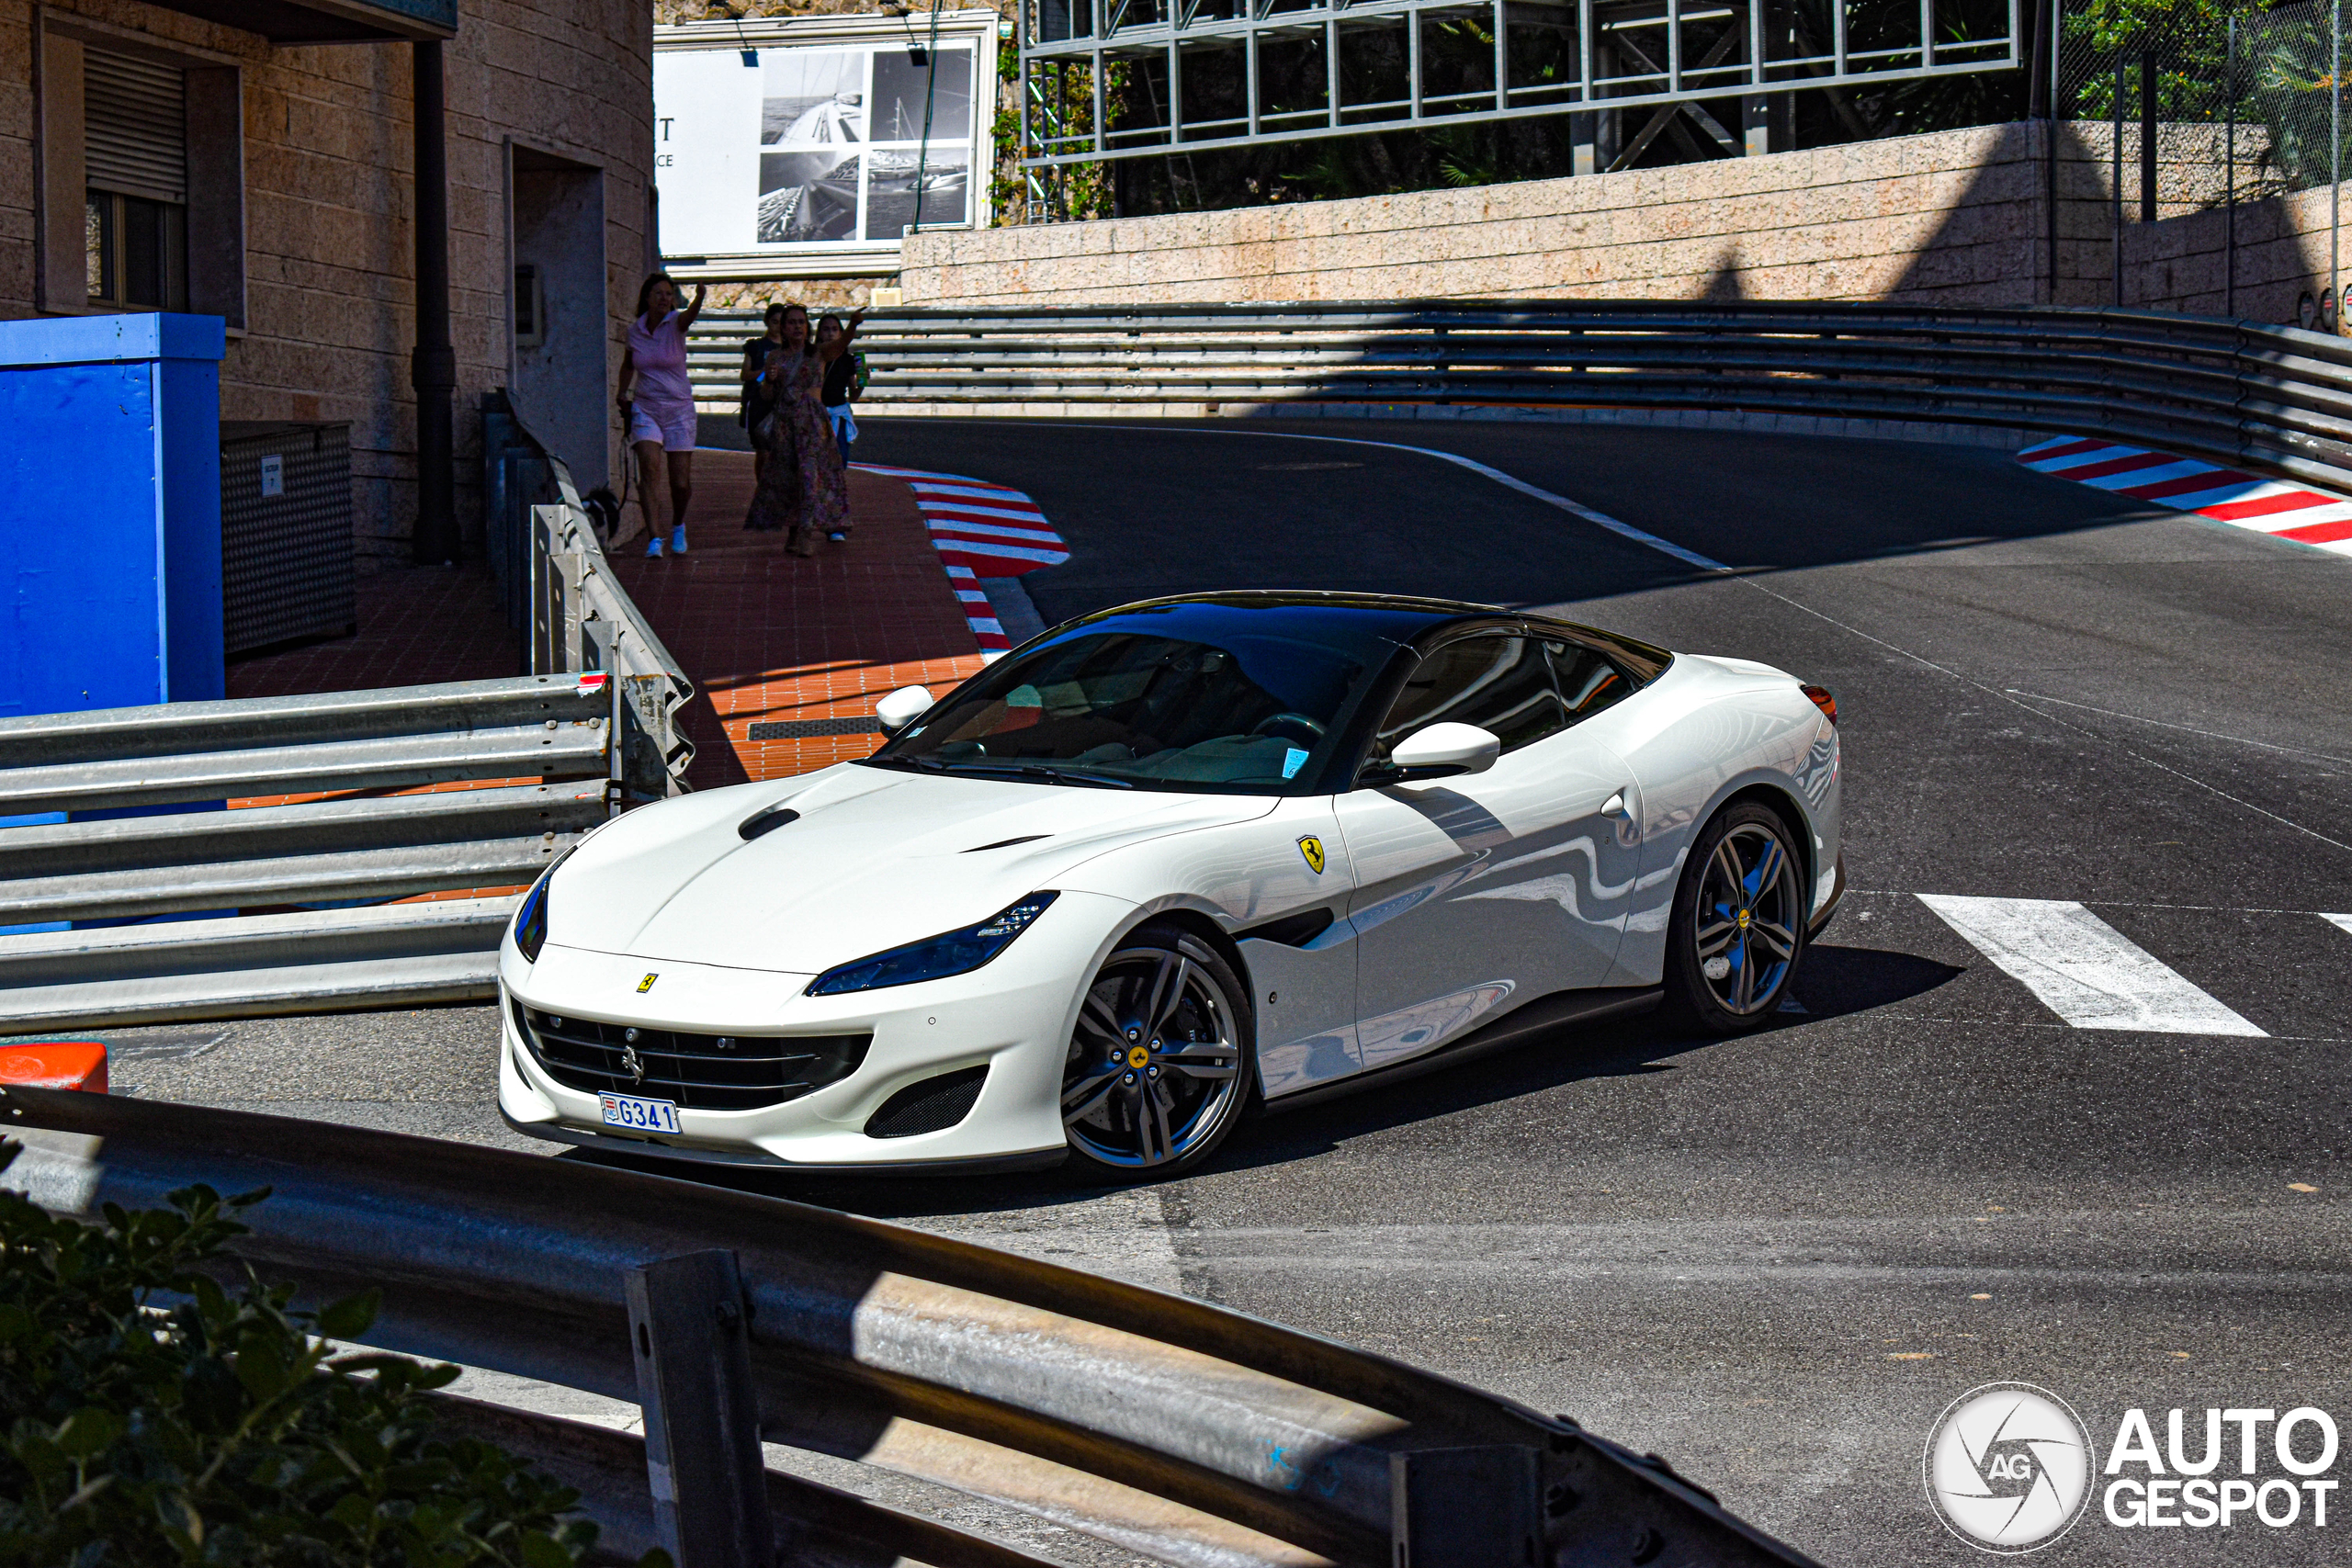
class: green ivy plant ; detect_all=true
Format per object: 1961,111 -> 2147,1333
0,1145 -> 641,1568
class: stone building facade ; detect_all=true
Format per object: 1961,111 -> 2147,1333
3,0 -> 655,567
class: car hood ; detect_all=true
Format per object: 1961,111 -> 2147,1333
544,763 -> 1275,973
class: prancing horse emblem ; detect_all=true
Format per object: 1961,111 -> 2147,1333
637,973 -> 658,993
1297,835 -> 1326,874
620,1043 -> 646,1085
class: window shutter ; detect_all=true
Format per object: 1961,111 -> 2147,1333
85,49 -> 187,204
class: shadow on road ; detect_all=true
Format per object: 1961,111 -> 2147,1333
559,940 -> 1962,1220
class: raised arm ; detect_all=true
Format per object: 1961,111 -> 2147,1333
818,307 -> 866,365
678,281 -> 708,333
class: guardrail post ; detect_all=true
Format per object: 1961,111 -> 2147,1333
1392,1446 -> 1542,1568
625,1248 -> 774,1568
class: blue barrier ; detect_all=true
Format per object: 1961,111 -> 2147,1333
0,313 -> 227,716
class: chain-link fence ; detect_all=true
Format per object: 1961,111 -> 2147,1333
2057,0 -> 2352,324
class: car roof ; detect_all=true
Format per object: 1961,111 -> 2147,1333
1075,590 -> 1499,644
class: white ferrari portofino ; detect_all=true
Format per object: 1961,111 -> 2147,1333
497,592 -> 1842,1178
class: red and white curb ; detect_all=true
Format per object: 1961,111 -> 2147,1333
2018,437 -> 2352,557
853,464 -> 1069,653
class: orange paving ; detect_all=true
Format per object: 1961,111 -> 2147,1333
201,459 -> 978,910
609,457 -> 986,790
227,458 -> 977,793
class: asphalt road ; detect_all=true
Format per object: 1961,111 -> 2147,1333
55,415 -> 2352,1566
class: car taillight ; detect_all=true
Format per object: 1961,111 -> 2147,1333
1800,683 -> 1838,726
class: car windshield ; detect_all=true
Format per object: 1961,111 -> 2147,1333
865,607 -> 1396,795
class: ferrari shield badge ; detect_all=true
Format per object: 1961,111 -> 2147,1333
637,973 -> 658,993
1297,835 -> 1326,874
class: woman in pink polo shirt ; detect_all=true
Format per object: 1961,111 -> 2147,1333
616,272 -> 707,558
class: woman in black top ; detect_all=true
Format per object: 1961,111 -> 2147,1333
818,312 -> 858,457
741,303 -> 787,481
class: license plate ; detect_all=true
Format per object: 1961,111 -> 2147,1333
599,1091 -> 680,1135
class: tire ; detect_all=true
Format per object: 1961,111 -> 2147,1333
1661,802 -> 1809,1034
1059,921 -> 1254,1180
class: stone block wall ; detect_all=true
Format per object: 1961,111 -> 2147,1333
1,0 -> 654,568
904,118 -> 2352,331
902,122 -> 2060,308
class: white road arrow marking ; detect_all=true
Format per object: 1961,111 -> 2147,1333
1918,895 -> 2267,1036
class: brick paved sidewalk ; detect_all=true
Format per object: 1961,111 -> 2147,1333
228,458 -> 980,793
229,562 -> 520,699
612,457 -> 984,789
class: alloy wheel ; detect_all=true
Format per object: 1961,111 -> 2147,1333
1061,937 -> 1243,1170
1692,820 -> 1804,1017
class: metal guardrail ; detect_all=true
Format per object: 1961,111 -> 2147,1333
3,1089 -> 1818,1568
0,676 -> 612,1031
686,300 -> 2352,496
532,497 -> 697,801
0,399 -> 700,1034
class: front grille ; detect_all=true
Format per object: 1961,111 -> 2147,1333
517,1004 -> 869,1112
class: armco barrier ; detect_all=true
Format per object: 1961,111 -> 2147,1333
0,675 -> 611,1030
686,301 -> 2352,495
2,1089 -> 1817,1568
0,426 -> 695,1032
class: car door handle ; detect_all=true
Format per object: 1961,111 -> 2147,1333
1601,791 -> 1630,817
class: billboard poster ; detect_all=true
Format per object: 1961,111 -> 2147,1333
654,17 -> 989,268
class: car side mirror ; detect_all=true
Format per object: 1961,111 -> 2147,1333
1384,722 -> 1501,782
876,684 -> 934,734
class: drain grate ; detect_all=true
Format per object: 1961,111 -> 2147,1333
746,716 -> 882,740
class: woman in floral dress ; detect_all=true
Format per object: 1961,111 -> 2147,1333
743,303 -> 863,555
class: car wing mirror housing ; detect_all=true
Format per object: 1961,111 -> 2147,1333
876,684 -> 935,734
1383,722 -> 1501,782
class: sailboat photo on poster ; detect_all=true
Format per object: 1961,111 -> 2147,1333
650,14 -> 997,260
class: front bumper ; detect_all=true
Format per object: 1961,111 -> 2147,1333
495,889 -> 1129,1169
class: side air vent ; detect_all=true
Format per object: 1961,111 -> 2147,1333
1234,907 -> 1336,947
964,834 -> 1048,852
865,1065 -> 988,1138
739,805 -> 800,841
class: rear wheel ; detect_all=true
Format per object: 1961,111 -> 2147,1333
1662,803 -> 1808,1033
1060,922 -> 1252,1179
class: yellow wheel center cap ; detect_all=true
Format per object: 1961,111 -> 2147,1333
1736,908 -> 1751,930
1127,1045 -> 1151,1069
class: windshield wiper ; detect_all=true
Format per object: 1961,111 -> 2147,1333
944,761 -> 1136,790
870,755 -> 1136,789
1004,763 -> 1135,789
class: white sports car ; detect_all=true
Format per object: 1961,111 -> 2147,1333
497,592 -> 1843,1178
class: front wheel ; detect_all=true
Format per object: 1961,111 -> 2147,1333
1060,922 -> 1253,1180
1662,803 -> 1809,1034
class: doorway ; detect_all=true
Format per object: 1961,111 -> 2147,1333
507,144 -> 608,491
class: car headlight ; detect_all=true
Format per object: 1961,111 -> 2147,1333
511,849 -> 573,964
807,893 -> 1058,997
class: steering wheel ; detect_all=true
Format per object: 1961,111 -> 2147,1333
1250,712 -> 1327,743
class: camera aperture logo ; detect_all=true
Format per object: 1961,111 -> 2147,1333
1924,1383 -> 2093,1553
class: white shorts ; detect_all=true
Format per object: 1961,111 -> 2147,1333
628,401 -> 698,451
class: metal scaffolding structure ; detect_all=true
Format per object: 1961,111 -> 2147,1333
1016,0 -> 2020,172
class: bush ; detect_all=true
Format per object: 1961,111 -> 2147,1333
0,1144 -> 625,1567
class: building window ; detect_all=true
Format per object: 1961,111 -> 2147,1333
86,190 -> 187,310
80,45 -> 191,312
